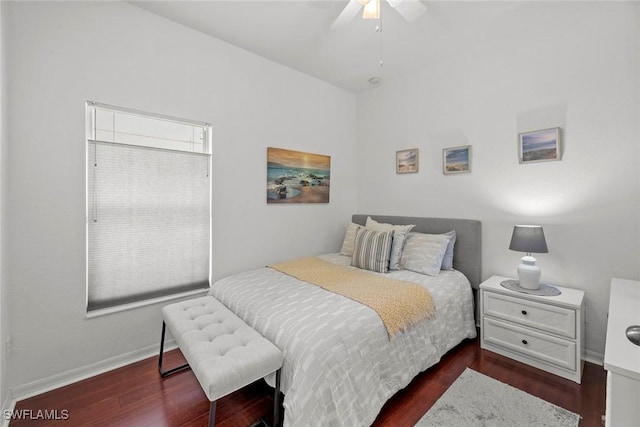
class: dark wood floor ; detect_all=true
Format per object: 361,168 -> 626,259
12,336 -> 606,426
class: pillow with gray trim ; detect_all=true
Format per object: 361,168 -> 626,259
441,230 -> 456,270
389,230 -> 409,270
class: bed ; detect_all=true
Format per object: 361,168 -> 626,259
209,214 -> 481,426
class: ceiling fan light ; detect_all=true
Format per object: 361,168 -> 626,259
387,0 -> 404,8
362,0 -> 380,19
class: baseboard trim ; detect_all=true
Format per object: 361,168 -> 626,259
584,349 -> 604,366
1,392 -> 15,427
9,340 -> 177,404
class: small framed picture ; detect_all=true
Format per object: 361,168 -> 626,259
396,149 -> 419,174
518,127 -> 561,164
443,145 -> 471,174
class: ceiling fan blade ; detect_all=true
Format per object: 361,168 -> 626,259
331,0 -> 363,29
391,0 -> 426,22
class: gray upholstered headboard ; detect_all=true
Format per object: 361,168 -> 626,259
352,214 -> 482,289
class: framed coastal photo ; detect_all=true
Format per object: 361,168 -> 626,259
518,127 -> 561,164
396,149 -> 419,174
443,145 -> 471,174
267,147 -> 330,204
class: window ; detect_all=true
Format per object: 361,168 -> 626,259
86,102 -> 211,314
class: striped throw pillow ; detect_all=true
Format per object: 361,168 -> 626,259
351,229 -> 393,273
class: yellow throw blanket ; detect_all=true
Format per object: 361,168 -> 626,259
269,257 -> 436,338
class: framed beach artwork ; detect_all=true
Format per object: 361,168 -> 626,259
518,127 -> 562,164
396,149 -> 419,174
443,145 -> 471,174
267,147 -> 330,204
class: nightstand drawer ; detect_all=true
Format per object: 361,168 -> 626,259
483,317 -> 576,371
483,291 -> 576,339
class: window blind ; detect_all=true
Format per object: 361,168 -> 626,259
86,103 -> 211,312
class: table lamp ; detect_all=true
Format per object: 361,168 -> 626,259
509,225 -> 548,290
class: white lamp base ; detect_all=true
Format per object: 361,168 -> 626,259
517,255 -> 541,290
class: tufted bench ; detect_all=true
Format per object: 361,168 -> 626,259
158,296 -> 284,427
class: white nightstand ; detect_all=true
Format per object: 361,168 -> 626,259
480,275 -> 585,383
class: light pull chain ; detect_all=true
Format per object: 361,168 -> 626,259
92,142 -> 98,223
204,129 -> 210,178
377,6 -> 383,67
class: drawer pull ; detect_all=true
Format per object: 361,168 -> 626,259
522,339 -> 528,345
521,310 -> 528,315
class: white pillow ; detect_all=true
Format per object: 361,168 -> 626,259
400,233 -> 452,276
366,217 -> 415,268
365,216 -> 415,233
340,222 -> 363,256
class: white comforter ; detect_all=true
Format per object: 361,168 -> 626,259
209,253 -> 477,427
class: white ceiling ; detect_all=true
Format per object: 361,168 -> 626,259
129,1 -> 533,93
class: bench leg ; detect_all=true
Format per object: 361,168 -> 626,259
209,400 -> 216,427
274,368 -> 282,427
158,321 -> 190,377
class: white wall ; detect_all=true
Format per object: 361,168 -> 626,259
5,0 -> 638,400
5,1 -> 356,394
356,1 -> 640,362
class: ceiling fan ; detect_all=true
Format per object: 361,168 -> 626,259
331,0 -> 426,29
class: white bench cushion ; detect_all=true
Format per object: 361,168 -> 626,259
162,296 -> 283,402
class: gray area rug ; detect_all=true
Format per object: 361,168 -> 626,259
415,368 -> 580,427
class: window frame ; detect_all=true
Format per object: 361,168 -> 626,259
85,101 -> 212,318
